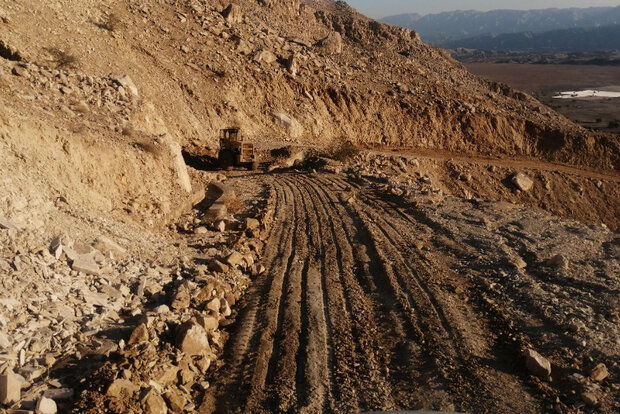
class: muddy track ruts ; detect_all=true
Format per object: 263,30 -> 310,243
202,172 -> 548,413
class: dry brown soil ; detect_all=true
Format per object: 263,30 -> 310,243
201,170 -> 619,414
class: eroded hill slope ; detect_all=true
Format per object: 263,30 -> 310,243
1,0 -> 617,184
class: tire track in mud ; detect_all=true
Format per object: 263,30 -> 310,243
204,172 -> 544,414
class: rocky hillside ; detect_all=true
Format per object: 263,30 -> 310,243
1,0 -> 617,204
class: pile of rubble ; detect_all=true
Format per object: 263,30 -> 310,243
71,187 -> 274,413
0,179 -> 274,413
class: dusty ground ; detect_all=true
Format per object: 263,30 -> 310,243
201,164 -> 619,414
0,1 -> 618,413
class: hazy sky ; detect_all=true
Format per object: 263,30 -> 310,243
346,1 -> 620,18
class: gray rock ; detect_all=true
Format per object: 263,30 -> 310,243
71,256 -> 101,276
524,348 -> 551,378
42,388 -> 74,400
546,254 -> 569,270
111,74 -> 139,98
511,173 -> 534,192
589,363 -> 609,382
176,321 -> 210,356
222,4 -> 242,24
0,372 -> 21,405
35,396 -> 57,414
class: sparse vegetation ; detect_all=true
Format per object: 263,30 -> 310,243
324,138 -> 360,162
44,47 -> 79,69
97,13 -> 122,32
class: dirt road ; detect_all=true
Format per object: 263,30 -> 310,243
202,171 -> 618,414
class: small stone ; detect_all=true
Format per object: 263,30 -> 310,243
511,256 -> 527,269
546,254 -> 569,270
524,348 -> 551,378
71,256 -> 101,276
221,4 -> 242,24
194,226 -> 208,235
195,314 -> 218,332
11,65 -> 28,77
18,366 -> 45,382
245,218 -> 260,231
163,390 -> 186,413
581,392 -> 599,407
106,379 -> 139,398
93,236 -> 127,259
253,49 -> 277,64
111,74 -> 139,98
176,321 -> 210,356
511,173 -> 534,192
49,236 -> 63,260
0,217 -> 20,231
206,298 -> 221,314
155,366 -> 179,386
208,259 -> 229,273
35,396 -> 57,414
195,356 -> 212,374
171,285 -> 191,310
0,372 -> 21,405
155,305 -> 170,314
0,332 -> 11,348
42,388 -> 73,400
251,264 -> 266,277
128,323 -> 149,345
220,299 -> 232,318
225,251 -> 243,267
589,363 -> 609,382
144,391 -> 168,414
215,220 -> 226,232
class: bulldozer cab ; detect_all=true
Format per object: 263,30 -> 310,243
220,127 -> 241,143
218,127 -> 258,169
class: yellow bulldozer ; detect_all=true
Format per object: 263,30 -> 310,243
217,127 -> 259,170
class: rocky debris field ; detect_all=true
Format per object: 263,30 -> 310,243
0,173 -> 272,413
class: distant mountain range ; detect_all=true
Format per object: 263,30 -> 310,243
443,24 -> 620,53
382,7 -> 620,45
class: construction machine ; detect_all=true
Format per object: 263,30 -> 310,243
217,127 -> 259,170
